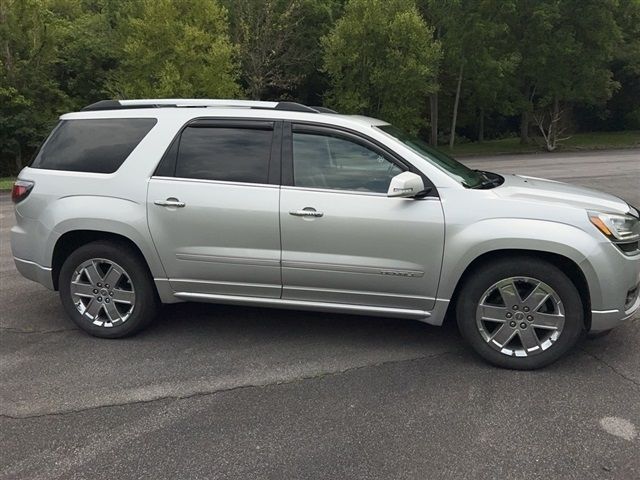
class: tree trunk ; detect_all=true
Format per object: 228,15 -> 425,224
14,147 -> 22,173
430,93 -> 438,146
551,96 -> 559,148
544,96 -> 561,151
449,62 -> 464,149
533,96 -> 565,152
247,77 -> 262,100
519,109 -> 529,144
478,108 -> 484,142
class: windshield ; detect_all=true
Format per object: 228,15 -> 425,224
377,125 -> 484,188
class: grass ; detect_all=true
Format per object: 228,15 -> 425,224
449,130 -> 640,157
0,177 -> 15,191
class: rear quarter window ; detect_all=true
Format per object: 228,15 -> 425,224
31,118 -> 157,173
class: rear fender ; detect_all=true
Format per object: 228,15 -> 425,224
42,195 -> 166,279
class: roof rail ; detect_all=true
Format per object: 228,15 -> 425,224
82,99 -> 322,113
312,106 -> 338,114
273,101 -> 318,113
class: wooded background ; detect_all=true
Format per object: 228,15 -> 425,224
1,0 -> 639,175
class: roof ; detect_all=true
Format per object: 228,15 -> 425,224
82,99 -> 324,113
63,99 -> 389,130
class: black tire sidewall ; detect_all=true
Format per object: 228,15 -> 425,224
456,257 -> 584,370
59,241 -> 158,338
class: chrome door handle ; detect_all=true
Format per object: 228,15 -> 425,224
154,199 -> 185,208
289,208 -> 323,218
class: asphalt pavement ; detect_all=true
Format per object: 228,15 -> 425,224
1,149 -> 639,479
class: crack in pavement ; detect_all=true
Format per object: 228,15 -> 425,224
579,348 -> 640,388
0,349 -> 462,420
2,346 -> 636,421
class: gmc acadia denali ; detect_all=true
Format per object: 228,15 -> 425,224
10,99 -> 640,369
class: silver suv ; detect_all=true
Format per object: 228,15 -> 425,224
11,99 -> 640,369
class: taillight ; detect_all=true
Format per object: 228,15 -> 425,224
11,180 -> 34,203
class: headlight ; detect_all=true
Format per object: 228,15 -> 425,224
588,211 -> 640,242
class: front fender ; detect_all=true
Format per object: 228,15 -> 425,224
438,218 -> 606,307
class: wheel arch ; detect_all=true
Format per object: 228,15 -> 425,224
445,249 -> 592,330
51,230 -> 157,291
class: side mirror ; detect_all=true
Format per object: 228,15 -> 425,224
387,171 -> 425,198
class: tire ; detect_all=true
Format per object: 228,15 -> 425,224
456,257 -> 584,370
59,240 -> 159,338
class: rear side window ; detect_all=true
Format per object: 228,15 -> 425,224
174,126 -> 273,184
31,118 -> 157,173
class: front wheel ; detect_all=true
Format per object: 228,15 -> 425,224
59,241 -> 159,338
456,257 -> 584,369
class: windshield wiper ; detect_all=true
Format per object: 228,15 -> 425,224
470,170 -> 503,189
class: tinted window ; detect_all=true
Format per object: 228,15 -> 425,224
31,118 -> 156,173
176,127 -> 272,183
292,132 -> 403,193
377,124 -> 484,188
154,136 -> 179,177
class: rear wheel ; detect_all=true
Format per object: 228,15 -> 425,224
456,257 -> 584,369
59,241 -> 159,338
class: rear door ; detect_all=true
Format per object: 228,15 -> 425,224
147,119 -> 282,298
279,123 -> 445,311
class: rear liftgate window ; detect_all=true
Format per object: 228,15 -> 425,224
31,118 -> 157,173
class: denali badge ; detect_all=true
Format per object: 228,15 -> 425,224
380,270 -> 419,277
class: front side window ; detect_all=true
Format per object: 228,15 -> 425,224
292,132 -> 403,193
31,118 -> 157,173
175,126 -> 273,184
377,124 -> 484,188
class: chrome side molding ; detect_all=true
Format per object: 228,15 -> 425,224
173,291 -> 431,320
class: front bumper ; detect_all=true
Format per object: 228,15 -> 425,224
577,224 -> 640,332
586,248 -> 640,332
591,293 -> 640,331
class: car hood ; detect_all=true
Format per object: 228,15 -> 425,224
495,174 -> 630,214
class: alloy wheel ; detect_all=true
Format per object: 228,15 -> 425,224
475,276 -> 565,357
69,258 -> 136,327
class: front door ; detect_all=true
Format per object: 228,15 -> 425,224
279,124 -> 445,311
147,120 -> 282,298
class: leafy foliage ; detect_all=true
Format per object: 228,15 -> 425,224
323,0 -> 441,132
0,0 -> 69,172
0,0 -> 638,174
224,0 -> 340,102
107,0 -> 240,98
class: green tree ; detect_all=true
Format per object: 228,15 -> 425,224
108,0 -> 240,98
499,0 -> 621,146
422,0 -> 516,148
419,0 -> 524,147
224,0 -> 340,102
49,0 -> 121,109
534,1 -> 620,150
465,41 -> 517,143
322,0 -> 441,132
0,0 -> 70,173
607,0 -> 640,129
